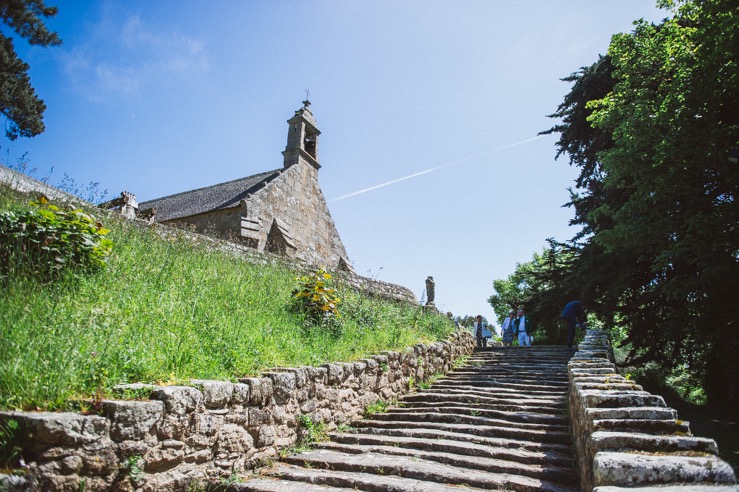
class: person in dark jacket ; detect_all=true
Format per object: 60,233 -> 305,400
562,300 -> 587,349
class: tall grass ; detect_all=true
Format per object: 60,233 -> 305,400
0,189 -> 454,410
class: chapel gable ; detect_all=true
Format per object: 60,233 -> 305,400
122,101 -> 351,272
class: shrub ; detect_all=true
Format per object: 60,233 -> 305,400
0,196 -> 112,281
292,267 -> 341,323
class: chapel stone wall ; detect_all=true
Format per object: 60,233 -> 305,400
242,160 -> 348,268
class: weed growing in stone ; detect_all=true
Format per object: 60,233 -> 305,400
124,455 -> 144,482
417,372 -> 442,390
0,418 -> 21,469
336,423 -> 354,433
297,414 -> 329,446
363,399 -> 390,418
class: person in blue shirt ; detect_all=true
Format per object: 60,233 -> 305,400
562,300 -> 587,349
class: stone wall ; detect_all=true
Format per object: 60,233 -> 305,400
166,207 -> 242,240
239,160 -> 349,269
0,332 -> 474,492
569,329 -> 737,491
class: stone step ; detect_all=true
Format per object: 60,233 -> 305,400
371,409 -> 570,433
343,425 -> 574,455
465,365 -> 571,371
592,451 -> 737,487
355,418 -> 572,444
592,418 -> 691,435
387,403 -> 569,425
450,363 -> 570,369
585,407 -> 677,421
313,441 -> 578,485
402,391 -> 567,412
593,486 -> 739,492
408,386 -> 568,401
590,431 -> 718,454
328,432 -> 575,468
579,390 -> 667,408
424,385 -> 568,400
233,477 -> 352,492
240,464 -> 493,491
434,379 -> 569,391
282,448 -> 579,492
442,367 -> 568,375
237,346 -> 580,492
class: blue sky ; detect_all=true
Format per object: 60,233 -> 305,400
4,1 -> 667,330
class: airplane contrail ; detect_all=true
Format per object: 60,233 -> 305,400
330,134 -> 545,202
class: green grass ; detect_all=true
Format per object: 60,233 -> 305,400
0,188 -> 455,411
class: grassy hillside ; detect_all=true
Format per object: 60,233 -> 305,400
0,187 -> 454,411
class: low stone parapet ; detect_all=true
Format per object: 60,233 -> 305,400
0,331 -> 474,491
569,329 -> 737,491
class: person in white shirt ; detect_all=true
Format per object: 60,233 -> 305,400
515,308 -> 531,347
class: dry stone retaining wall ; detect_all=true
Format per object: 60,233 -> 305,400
0,332 -> 474,491
569,329 -> 737,491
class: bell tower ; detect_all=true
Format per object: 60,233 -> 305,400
282,99 -> 321,170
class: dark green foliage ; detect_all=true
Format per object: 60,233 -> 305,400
488,242 -> 579,344
0,0 -> 61,139
537,0 -> 739,409
454,314 -> 489,328
0,196 -> 113,280
0,417 -> 21,469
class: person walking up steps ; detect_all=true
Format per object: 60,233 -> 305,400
501,310 -> 515,346
562,300 -> 587,350
473,315 -> 490,348
514,308 -> 532,347
513,308 -> 531,347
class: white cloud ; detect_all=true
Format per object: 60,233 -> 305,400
61,13 -> 209,100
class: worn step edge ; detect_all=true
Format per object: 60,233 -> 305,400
346,425 -> 574,454
232,477 -> 352,492
261,463 -> 494,492
404,391 -> 567,407
592,419 -> 690,435
590,430 -> 718,454
371,410 -> 570,432
330,431 -> 575,466
355,419 -> 571,444
312,441 -> 578,484
388,404 -> 569,424
282,448 -> 578,492
592,486 -> 739,492
592,451 -> 736,487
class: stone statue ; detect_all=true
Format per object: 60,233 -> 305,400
425,276 -> 435,305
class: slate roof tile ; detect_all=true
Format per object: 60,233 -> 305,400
139,169 -> 282,222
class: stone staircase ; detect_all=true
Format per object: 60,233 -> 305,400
234,346 -> 578,492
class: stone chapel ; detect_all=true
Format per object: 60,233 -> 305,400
135,101 -> 352,271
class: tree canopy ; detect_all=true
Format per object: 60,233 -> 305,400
0,0 -> 61,140
493,0 -> 738,409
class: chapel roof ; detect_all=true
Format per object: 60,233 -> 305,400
138,169 -> 282,222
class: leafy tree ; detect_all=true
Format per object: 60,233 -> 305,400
543,0 -> 739,409
488,242 -> 578,344
0,0 -> 61,140
454,315 -> 489,329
